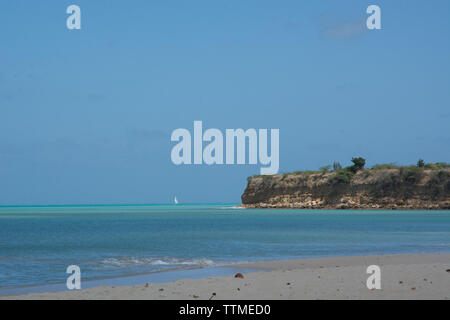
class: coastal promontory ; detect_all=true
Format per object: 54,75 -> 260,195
241,159 -> 450,210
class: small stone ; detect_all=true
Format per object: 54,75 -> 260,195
411,287 -> 416,291
208,292 -> 217,300
234,273 -> 244,278
193,295 -> 199,299
159,288 -> 164,291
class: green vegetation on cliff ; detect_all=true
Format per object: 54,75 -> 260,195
250,158 -> 450,185
243,158 -> 450,209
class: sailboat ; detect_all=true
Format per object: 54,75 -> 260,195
174,196 -> 179,204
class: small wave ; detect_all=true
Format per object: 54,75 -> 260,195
218,205 -> 246,210
99,257 -> 215,268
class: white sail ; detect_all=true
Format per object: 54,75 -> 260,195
174,196 -> 179,204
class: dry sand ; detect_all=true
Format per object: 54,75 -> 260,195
2,254 -> 449,300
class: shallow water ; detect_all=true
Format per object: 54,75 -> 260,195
0,204 -> 449,290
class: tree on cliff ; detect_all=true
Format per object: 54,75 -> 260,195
328,157 -> 366,184
417,159 -> 425,168
333,162 -> 342,171
349,157 -> 366,173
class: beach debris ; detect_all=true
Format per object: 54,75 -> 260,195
411,287 -> 416,291
399,281 -> 403,284
237,288 -> 240,291
286,282 -> 291,285
159,288 -> 164,291
234,273 -> 244,278
208,292 -> 216,300
446,269 -> 450,273
193,295 -> 199,299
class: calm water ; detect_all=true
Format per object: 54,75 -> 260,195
0,204 -> 449,290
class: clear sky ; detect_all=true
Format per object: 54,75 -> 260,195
1,1 -> 449,205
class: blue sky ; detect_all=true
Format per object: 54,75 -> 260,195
1,1 -> 449,205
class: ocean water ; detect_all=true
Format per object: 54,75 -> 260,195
0,204 -> 449,291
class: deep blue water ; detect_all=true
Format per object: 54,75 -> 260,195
0,204 -> 449,289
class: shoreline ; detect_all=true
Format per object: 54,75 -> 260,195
0,264 -> 262,297
240,204 -> 450,210
2,253 -> 449,300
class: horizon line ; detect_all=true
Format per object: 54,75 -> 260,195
0,202 -> 239,208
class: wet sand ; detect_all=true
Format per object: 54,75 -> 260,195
2,254 -> 449,300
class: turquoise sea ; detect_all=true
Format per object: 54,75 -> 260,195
0,204 -> 449,294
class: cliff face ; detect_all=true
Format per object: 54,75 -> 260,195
241,169 -> 450,209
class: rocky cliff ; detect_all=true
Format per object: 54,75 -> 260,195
241,168 -> 450,209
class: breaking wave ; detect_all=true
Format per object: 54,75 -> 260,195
99,257 -> 215,268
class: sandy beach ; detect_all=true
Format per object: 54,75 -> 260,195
2,253 -> 449,300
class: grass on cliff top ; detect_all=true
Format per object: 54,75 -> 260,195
371,162 -> 450,170
248,160 -> 450,185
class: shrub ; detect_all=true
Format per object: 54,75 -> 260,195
372,163 -> 398,170
424,162 -> 450,170
247,175 -> 260,183
333,162 -> 342,171
293,170 -> 318,175
417,159 -> 425,168
399,166 -> 423,185
328,168 -> 354,184
320,165 -> 331,174
427,170 -> 450,186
